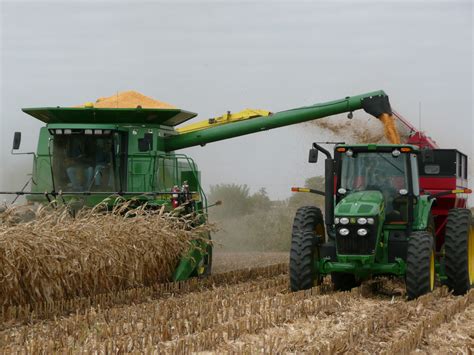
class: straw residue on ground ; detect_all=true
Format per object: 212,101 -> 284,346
0,261 -> 472,353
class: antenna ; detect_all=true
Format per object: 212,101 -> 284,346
418,101 -> 422,131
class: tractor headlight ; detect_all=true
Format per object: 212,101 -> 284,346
357,228 -> 368,236
340,217 -> 350,225
339,228 -> 350,236
357,217 -> 367,225
367,218 -> 375,225
334,217 -> 340,224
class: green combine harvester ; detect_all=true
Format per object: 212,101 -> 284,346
8,89 -> 470,293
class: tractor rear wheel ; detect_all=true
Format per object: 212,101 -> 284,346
290,206 -> 325,291
406,231 -> 435,299
445,208 -> 474,295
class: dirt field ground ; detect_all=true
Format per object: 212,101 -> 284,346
0,252 -> 472,353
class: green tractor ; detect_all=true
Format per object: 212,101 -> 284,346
290,140 -> 473,299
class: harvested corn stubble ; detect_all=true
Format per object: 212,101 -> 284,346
0,201 -> 209,306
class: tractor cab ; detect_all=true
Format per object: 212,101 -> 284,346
334,145 -> 420,226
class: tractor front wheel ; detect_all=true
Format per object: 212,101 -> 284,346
290,206 -> 325,291
445,208 -> 474,295
406,231 -> 435,299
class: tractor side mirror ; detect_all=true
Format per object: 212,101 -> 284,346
12,132 -> 21,150
308,148 -> 319,163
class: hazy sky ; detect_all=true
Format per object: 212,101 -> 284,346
1,1 -> 472,200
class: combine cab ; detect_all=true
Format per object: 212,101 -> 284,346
290,142 -> 473,298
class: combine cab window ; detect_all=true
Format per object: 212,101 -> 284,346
52,132 -> 124,192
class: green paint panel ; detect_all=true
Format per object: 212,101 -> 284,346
335,191 -> 383,217
22,107 -> 197,126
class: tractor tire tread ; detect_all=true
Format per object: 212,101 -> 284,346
406,231 -> 433,300
290,206 -> 324,291
445,208 -> 472,295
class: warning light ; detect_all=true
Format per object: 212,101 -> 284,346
400,147 -> 412,152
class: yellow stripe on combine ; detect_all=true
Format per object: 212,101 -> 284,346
176,109 -> 272,134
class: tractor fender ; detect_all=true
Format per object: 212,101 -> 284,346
414,196 -> 435,230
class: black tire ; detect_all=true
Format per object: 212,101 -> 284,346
406,231 -> 435,299
331,272 -> 359,291
290,206 -> 325,291
445,208 -> 473,295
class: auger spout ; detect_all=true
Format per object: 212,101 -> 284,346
164,90 -> 392,152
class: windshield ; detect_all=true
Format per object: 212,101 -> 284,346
340,152 -> 408,193
52,133 -> 121,192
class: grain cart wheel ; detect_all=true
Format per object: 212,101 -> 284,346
406,231 -> 435,300
445,208 -> 473,295
290,206 -> 325,291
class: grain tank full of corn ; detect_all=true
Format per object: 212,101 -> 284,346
6,90 -> 395,281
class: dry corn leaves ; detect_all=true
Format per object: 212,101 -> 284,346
0,202 -> 209,306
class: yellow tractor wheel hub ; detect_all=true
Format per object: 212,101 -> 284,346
430,250 -> 435,291
468,226 -> 474,285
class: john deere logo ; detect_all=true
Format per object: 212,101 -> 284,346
350,218 -> 356,224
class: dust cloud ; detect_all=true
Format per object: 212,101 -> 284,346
308,114 -> 410,145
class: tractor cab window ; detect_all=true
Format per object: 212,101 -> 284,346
52,132 -> 124,192
340,152 -> 408,192
339,152 -> 410,222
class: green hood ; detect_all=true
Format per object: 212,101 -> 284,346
335,191 -> 384,217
